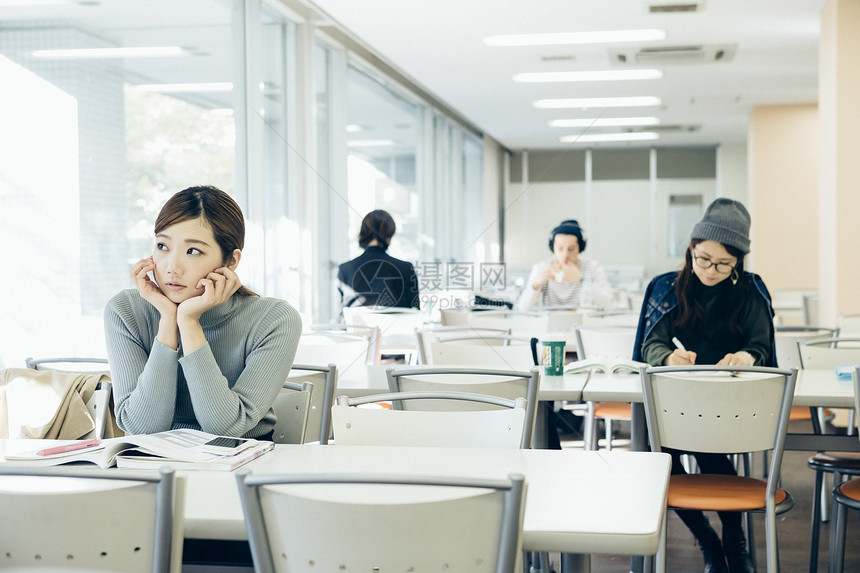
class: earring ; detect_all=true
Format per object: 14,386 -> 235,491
731,269 -> 739,285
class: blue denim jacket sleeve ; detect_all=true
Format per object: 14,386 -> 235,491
631,271 -> 777,367
632,272 -> 678,363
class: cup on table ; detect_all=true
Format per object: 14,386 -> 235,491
541,337 -> 566,376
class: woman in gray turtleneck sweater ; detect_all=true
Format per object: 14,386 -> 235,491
104,186 -> 301,439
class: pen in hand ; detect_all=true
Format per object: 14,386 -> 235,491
36,437 -> 102,457
672,337 -> 686,352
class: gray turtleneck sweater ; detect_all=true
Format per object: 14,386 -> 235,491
104,289 -> 301,438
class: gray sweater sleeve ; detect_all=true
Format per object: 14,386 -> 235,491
104,291 -> 180,434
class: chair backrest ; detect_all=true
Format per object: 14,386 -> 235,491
466,309 -> 551,338
271,381 -> 312,444
801,292 -> 819,326
414,325 -> 511,364
774,326 -> 839,369
580,310 -> 640,326
24,359 -> 112,439
386,366 -> 540,448
332,392 -> 527,448
25,356 -> 109,373
343,307 -> 426,362
0,465 -> 182,572
428,334 -> 538,371
797,337 -> 860,370
574,325 -> 637,362
294,331 -> 372,383
641,365 -> 796,484
236,471 -> 525,573
837,313 -> 860,337
284,363 -> 337,444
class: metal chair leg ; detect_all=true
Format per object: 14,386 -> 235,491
810,468 -> 823,573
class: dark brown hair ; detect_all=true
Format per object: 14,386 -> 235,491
358,209 -> 396,250
154,185 -> 257,297
673,239 -> 746,340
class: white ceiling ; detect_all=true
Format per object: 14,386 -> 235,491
312,0 -> 826,151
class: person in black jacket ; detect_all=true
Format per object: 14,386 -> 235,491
337,210 -> 420,319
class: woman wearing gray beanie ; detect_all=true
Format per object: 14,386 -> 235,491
632,198 -> 776,573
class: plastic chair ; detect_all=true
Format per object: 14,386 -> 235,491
386,366 -> 540,449
23,357 -> 113,440
466,309 -> 551,338
284,363 -> 337,444
271,380 -> 312,444
342,306 -> 426,363
829,366 -> 860,573
0,465 -> 183,572
294,330 -> 373,387
640,365 -> 797,573
236,471 -> 525,573
427,334 -> 539,371
414,324 -> 511,364
332,391 -> 527,449
836,312 -> 860,336
574,325 -> 637,451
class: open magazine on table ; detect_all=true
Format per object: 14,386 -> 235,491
564,358 -> 648,375
3,428 -> 274,471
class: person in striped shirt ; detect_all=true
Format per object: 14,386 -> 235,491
518,219 -> 613,310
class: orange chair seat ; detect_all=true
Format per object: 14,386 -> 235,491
668,474 -> 789,511
808,451 -> 860,469
839,477 -> 860,502
593,402 -> 632,420
789,405 -> 832,421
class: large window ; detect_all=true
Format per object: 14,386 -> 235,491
0,0 -> 239,366
345,65 -> 421,264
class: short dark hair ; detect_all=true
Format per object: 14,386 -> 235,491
358,210 -> 396,250
155,185 -> 257,297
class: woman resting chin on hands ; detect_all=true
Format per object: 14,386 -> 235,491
105,186 -> 301,439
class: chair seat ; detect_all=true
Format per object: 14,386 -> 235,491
836,478 -> 860,506
592,401 -> 632,420
807,451 -> 860,471
788,405 -> 832,421
668,474 -> 790,511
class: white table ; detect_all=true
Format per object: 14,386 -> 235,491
183,446 -> 670,558
1,442 -> 671,573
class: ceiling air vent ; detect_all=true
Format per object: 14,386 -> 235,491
648,1 -> 705,13
609,44 -> 736,65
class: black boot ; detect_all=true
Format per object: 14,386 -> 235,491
677,510 -> 729,573
722,527 -> 754,573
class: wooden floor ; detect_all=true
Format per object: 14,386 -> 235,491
558,417 -> 860,572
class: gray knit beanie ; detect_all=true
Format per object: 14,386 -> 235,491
690,198 -> 751,254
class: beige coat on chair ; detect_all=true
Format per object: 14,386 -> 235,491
0,368 -> 119,439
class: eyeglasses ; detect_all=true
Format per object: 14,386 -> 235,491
692,250 -> 736,275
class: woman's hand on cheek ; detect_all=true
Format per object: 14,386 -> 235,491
130,257 -> 177,317
177,267 -> 241,321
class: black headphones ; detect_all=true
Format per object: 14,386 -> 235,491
548,220 -> 587,253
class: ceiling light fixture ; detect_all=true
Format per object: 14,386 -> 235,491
560,132 -> 660,143
549,117 -> 661,128
134,82 -> 233,93
32,46 -> 187,59
514,69 -> 662,83
484,29 -> 666,47
535,96 -> 662,109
